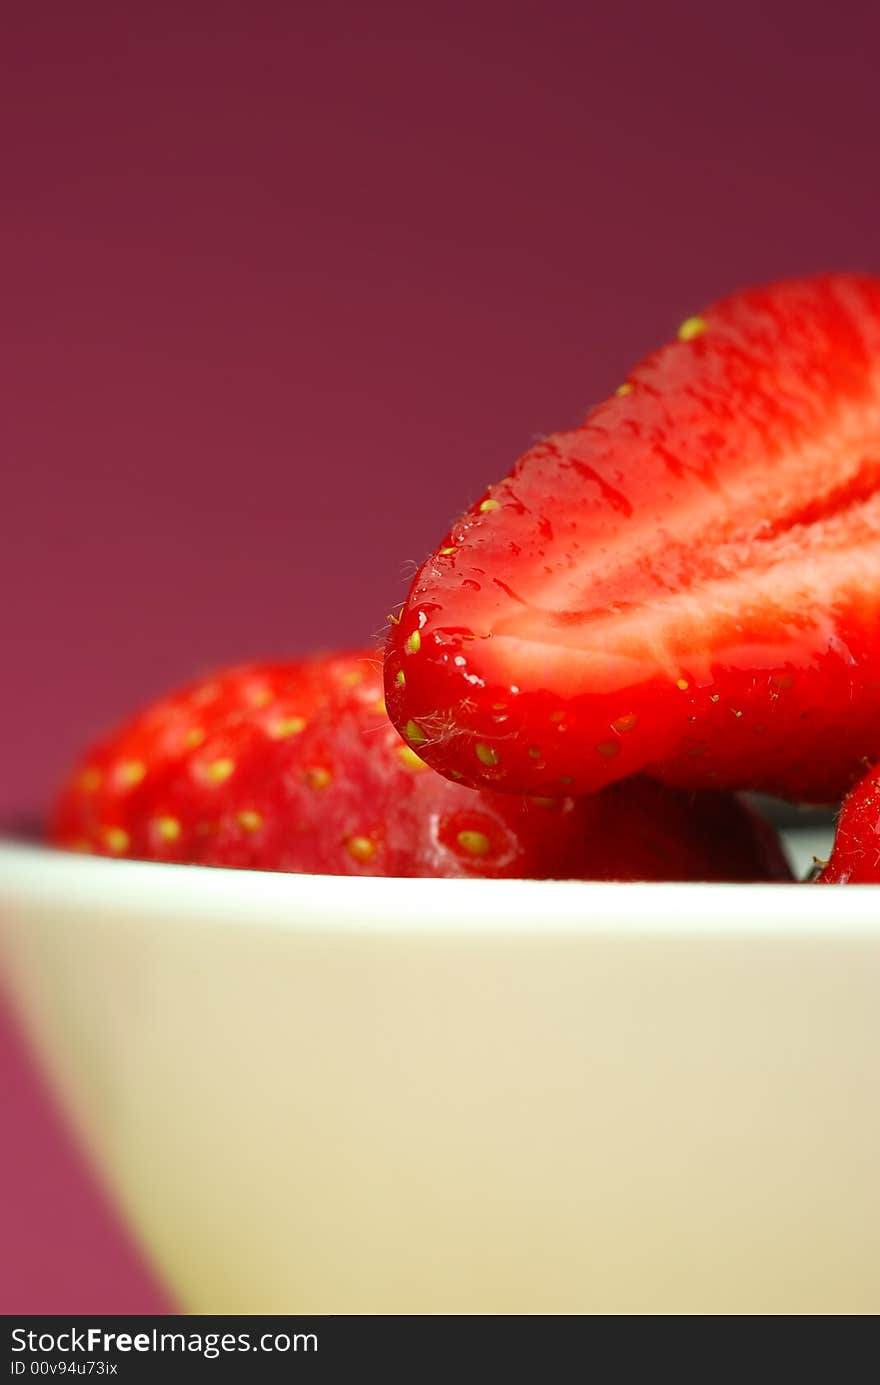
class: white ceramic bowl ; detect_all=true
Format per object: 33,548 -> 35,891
3,832 -> 879,1316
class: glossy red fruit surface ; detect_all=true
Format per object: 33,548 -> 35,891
49,651 -> 790,881
385,274 -> 880,803
819,766 -> 880,882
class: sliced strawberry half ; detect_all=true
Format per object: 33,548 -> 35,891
384,273 -> 880,802
49,650 -> 790,881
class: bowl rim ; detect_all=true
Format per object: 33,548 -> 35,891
1,839 -> 877,937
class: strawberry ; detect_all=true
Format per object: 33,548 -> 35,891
384,273 -> 880,804
818,765 -> 880,883
49,650 -> 790,881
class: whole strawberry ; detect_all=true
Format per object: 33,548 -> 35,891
385,273 -> 880,804
50,650 -> 790,881
819,766 -> 880,883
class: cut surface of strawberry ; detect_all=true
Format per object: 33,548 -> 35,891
49,650 -> 790,882
384,274 -> 880,802
819,766 -> 880,883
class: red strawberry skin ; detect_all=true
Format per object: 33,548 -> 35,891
384,274 -> 880,803
819,767 -> 880,883
49,651 -> 790,882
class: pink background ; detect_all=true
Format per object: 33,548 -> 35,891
3,1 -> 879,1312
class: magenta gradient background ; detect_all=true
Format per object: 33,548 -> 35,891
3,2 -> 879,1312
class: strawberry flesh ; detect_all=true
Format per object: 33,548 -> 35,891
49,651 -> 790,881
385,274 -> 880,802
